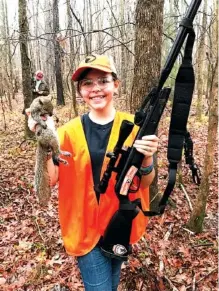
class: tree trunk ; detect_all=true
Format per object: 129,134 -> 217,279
87,0 -> 93,53
18,0 -> 34,138
131,0 -> 164,112
187,1 -> 218,232
187,60 -> 218,232
66,0 -> 78,117
44,0 -> 54,91
131,0 -> 164,204
4,0 -> 15,101
119,0 -> 127,96
53,0 -> 65,106
196,0 -> 207,121
0,0 -> 13,110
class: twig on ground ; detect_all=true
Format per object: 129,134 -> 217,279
195,267 -> 217,284
24,188 -> 46,242
150,191 -> 162,204
24,188 -> 35,212
159,223 -> 174,272
164,223 -> 174,241
192,242 -> 214,247
35,217 -> 46,242
192,273 -> 196,291
182,227 -> 195,235
180,183 -> 193,211
159,260 -> 165,273
186,267 -> 217,289
138,279 -> 143,291
164,275 -> 179,291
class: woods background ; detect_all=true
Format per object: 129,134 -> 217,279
0,0 -> 218,290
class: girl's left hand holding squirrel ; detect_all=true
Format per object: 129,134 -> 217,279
25,109 -> 49,132
133,135 -> 159,157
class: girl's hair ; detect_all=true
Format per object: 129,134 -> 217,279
76,69 -> 119,95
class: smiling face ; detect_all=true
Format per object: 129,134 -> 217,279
78,69 -> 119,113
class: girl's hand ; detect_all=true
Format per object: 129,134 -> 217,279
133,135 -> 159,157
25,109 -> 51,132
25,109 -> 37,132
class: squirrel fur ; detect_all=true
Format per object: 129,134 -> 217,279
28,96 -> 71,206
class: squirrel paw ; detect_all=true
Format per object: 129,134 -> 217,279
57,157 -> 69,165
53,151 -> 71,165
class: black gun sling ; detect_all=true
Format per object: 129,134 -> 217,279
184,131 -> 201,185
100,26 -> 197,261
144,25 -> 196,216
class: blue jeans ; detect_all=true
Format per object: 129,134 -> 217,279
77,246 -> 123,291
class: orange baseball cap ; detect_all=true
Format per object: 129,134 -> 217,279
72,55 -> 117,81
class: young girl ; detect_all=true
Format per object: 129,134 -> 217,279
30,55 -> 159,291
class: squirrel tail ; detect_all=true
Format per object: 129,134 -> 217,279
34,147 -> 51,206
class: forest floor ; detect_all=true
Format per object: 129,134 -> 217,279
0,93 -> 218,291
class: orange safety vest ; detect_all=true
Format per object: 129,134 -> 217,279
57,111 -> 150,256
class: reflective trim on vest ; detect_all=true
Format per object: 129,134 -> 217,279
57,111 -> 150,256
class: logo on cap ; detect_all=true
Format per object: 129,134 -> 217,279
85,55 -> 96,63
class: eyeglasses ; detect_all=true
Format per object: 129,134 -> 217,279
79,77 -> 114,91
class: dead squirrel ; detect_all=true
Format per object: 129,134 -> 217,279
28,96 -> 71,206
